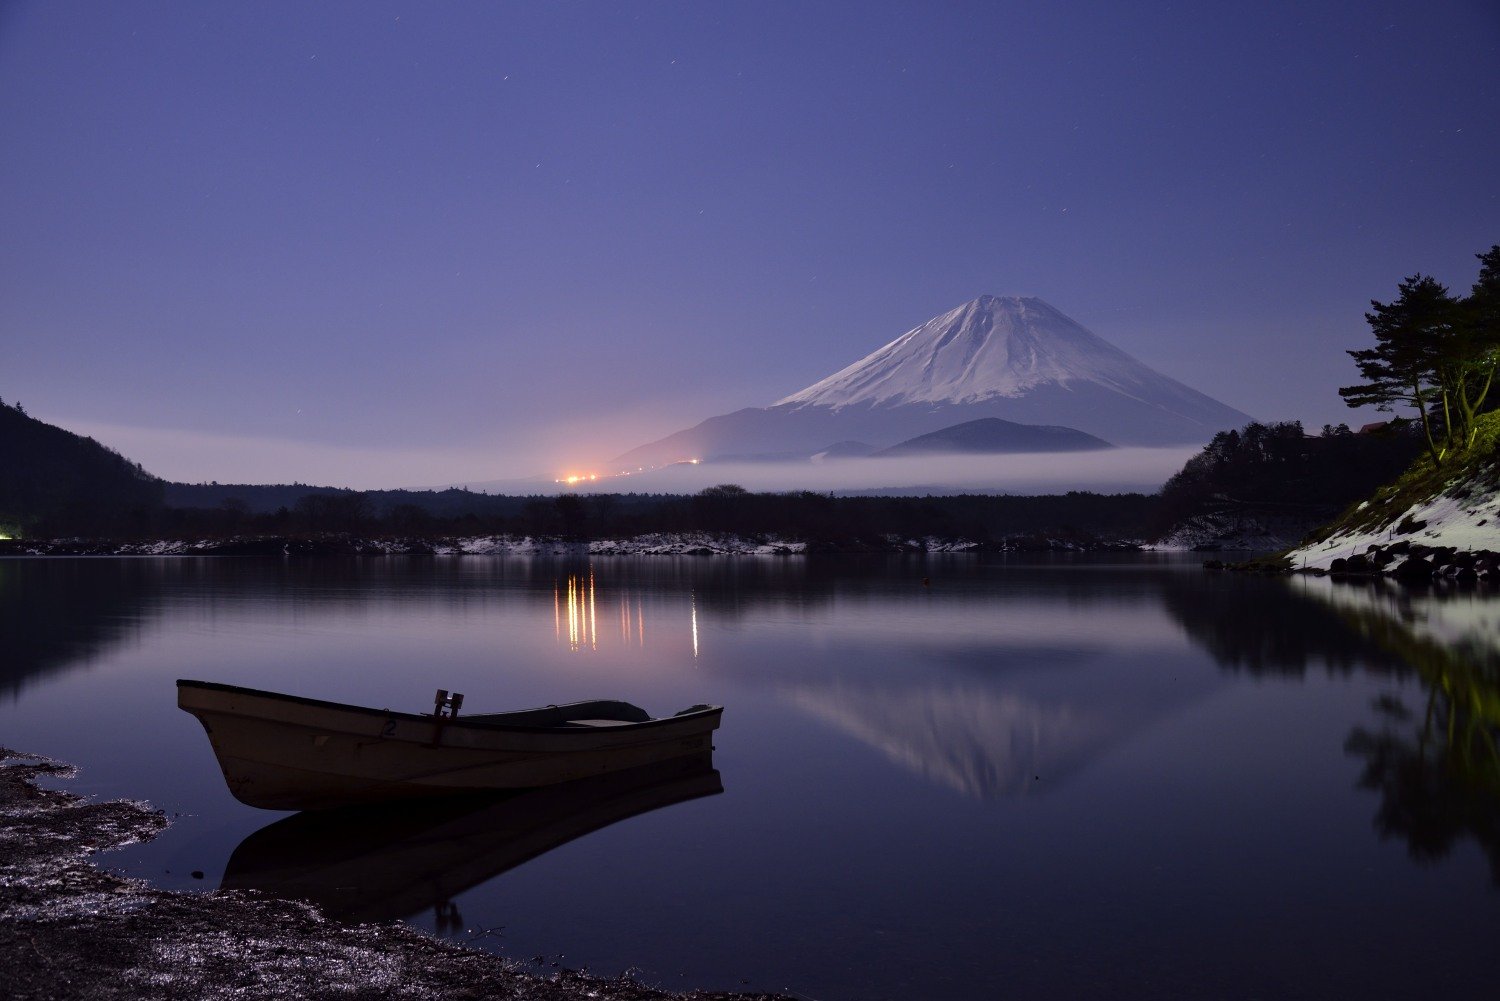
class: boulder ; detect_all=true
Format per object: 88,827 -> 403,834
1390,556 -> 1435,583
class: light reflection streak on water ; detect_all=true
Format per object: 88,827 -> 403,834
563,573 -> 596,652
553,576 -> 676,655
691,590 -> 698,660
559,570 -> 602,652
617,594 -> 646,648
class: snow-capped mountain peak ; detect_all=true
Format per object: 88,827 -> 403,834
777,295 -> 1151,409
611,295 -> 1251,468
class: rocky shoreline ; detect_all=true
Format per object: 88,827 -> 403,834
0,531 -> 1143,558
1206,540 -> 1500,583
0,748 -> 789,1001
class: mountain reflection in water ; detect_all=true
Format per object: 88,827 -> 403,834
759,571 -> 1500,819
781,679 -> 1210,799
221,752 -> 721,924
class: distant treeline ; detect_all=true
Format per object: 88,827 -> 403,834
1153,419 -> 1423,534
164,482 -> 527,518
156,485 -> 1159,543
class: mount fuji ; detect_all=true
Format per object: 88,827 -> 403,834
614,296 -> 1251,468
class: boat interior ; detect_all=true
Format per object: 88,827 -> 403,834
459,699 -> 655,728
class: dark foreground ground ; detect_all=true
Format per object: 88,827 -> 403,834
0,748 -> 790,1001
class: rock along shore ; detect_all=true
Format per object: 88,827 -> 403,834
0,748 -> 790,1001
1205,540 -> 1500,584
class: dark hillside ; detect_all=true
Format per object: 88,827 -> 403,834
0,402 -> 163,535
1153,420 -> 1423,545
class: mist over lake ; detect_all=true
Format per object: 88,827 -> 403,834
487,446 -> 1203,496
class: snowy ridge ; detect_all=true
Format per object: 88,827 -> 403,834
1287,482 -> 1500,571
778,296 -> 1182,409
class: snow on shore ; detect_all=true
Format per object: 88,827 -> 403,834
4,533 -> 815,557
0,532 -> 1106,557
1286,474 -> 1500,570
450,533 -> 808,556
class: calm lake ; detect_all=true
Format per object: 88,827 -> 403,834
2,554 -> 1497,1000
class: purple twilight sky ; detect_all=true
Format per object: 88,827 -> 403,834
2,1 -> 1497,488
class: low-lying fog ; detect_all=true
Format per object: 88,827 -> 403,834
549,447 -> 1201,496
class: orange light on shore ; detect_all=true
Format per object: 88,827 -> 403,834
553,458 -> 701,485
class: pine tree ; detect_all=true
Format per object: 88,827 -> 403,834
1450,245 -> 1500,447
1339,274 -> 1456,465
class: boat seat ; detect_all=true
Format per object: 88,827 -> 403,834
566,718 -> 633,727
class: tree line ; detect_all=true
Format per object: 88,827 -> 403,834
150,487 -> 1160,546
1153,419 -> 1421,534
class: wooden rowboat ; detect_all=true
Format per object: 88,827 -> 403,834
177,679 -> 722,811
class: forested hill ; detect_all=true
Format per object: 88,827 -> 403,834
163,481 -> 528,518
1154,420 -> 1422,543
0,401 -> 163,535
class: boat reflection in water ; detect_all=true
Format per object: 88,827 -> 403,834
221,752 -> 721,925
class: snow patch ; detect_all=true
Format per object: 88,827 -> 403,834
1286,462 -> 1500,569
1155,512 -> 1311,553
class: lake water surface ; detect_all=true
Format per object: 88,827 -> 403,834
2,554 -> 1497,1000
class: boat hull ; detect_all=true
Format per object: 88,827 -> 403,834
177,680 -> 722,810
